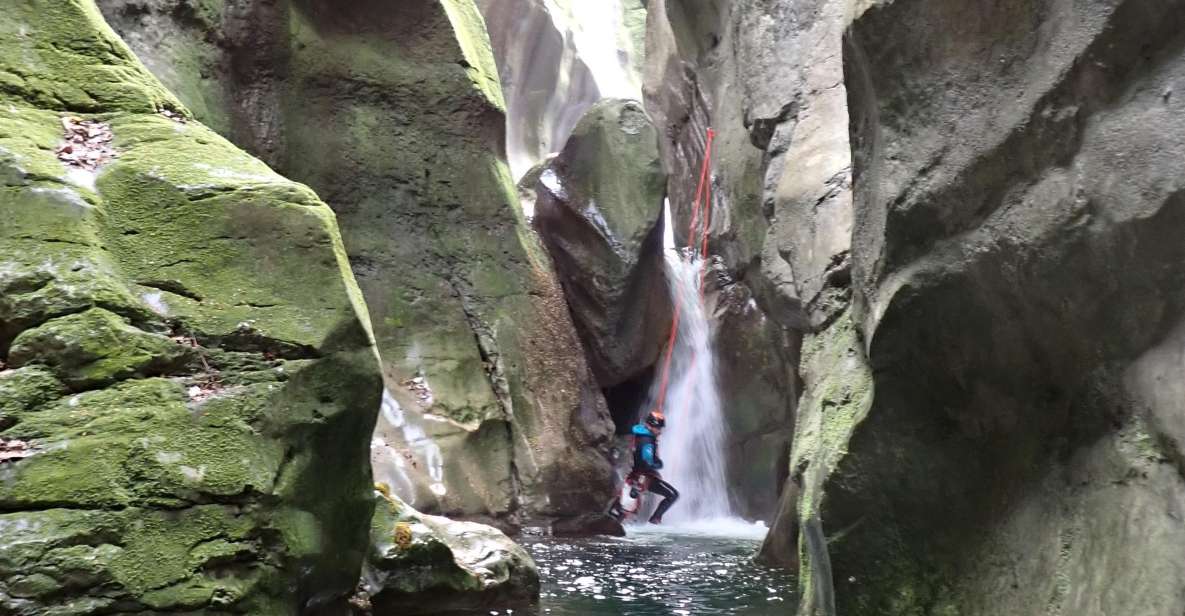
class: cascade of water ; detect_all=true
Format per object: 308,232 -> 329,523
653,200 -> 733,522
478,0 -> 643,183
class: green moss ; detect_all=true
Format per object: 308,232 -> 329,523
8,307 -> 192,389
0,0 -> 183,113
791,312 -> 874,484
440,0 -> 506,111
787,310 -> 875,614
0,366 -> 66,417
0,2 -> 382,612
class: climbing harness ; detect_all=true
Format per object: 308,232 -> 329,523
653,127 -> 716,418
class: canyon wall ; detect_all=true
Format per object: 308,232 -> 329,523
650,0 -> 1185,614
98,0 -> 617,527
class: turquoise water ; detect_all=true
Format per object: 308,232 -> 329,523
509,523 -> 797,615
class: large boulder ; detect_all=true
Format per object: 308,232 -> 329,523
98,0 -> 617,524
0,2 -> 382,613
360,485 -> 539,615
531,98 -> 671,393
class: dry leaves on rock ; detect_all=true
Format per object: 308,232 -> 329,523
56,116 -> 117,170
0,438 -> 34,464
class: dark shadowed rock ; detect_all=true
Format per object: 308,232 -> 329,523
550,513 -> 627,538
799,1 -> 1185,614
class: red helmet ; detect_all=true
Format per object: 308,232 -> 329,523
645,411 -> 666,429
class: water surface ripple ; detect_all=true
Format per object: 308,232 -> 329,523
511,524 -> 797,615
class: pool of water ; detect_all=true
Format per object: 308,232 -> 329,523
503,521 -> 797,616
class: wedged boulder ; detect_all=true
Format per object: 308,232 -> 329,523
531,98 -> 671,390
99,0 -> 617,524
0,2 -> 382,612
361,486 -> 539,615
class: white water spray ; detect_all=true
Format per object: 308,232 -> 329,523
652,200 -> 734,523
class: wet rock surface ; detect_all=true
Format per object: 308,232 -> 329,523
361,486 -> 540,615
550,512 -> 627,538
648,1 -> 1185,614
531,98 -> 671,392
644,0 -> 826,523
477,0 -> 646,179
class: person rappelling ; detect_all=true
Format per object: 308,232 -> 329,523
609,411 -> 680,524
607,129 -> 713,527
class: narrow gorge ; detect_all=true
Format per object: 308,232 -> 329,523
1,1 -> 1183,615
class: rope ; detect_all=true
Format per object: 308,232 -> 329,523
654,127 -> 716,417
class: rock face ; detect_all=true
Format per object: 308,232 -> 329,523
0,2 -> 382,613
531,99 -> 671,398
652,0 -> 1185,614
478,0 -> 646,180
361,486 -> 539,615
98,0 -> 617,524
812,1 -> 1185,614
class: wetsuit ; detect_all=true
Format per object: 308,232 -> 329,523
628,423 -> 679,523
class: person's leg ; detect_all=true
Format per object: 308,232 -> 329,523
647,478 -> 679,523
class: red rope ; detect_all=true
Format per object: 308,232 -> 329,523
654,128 -> 716,417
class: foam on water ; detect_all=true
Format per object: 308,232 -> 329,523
627,518 -> 770,541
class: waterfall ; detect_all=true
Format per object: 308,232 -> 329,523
652,200 -> 733,523
478,0 -> 643,183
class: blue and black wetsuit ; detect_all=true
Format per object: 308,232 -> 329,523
629,423 -> 679,523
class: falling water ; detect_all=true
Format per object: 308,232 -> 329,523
652,200 -> 733,523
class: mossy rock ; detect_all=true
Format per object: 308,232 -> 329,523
0,2 -> 382,613
362,487 -> 540,615
8,307 -> 194,389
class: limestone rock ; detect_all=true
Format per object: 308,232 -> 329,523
0,2 -> 382,612
99,0 -> 617,523
362,487 -> 539,615
803,1 -> 1185,614
532,98 -> 671,390
643,0 -> 816,524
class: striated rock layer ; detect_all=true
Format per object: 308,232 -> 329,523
0,1 -> 382,613
98,0 -> 617,525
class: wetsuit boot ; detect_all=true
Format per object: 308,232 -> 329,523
647,478 -> 679,524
